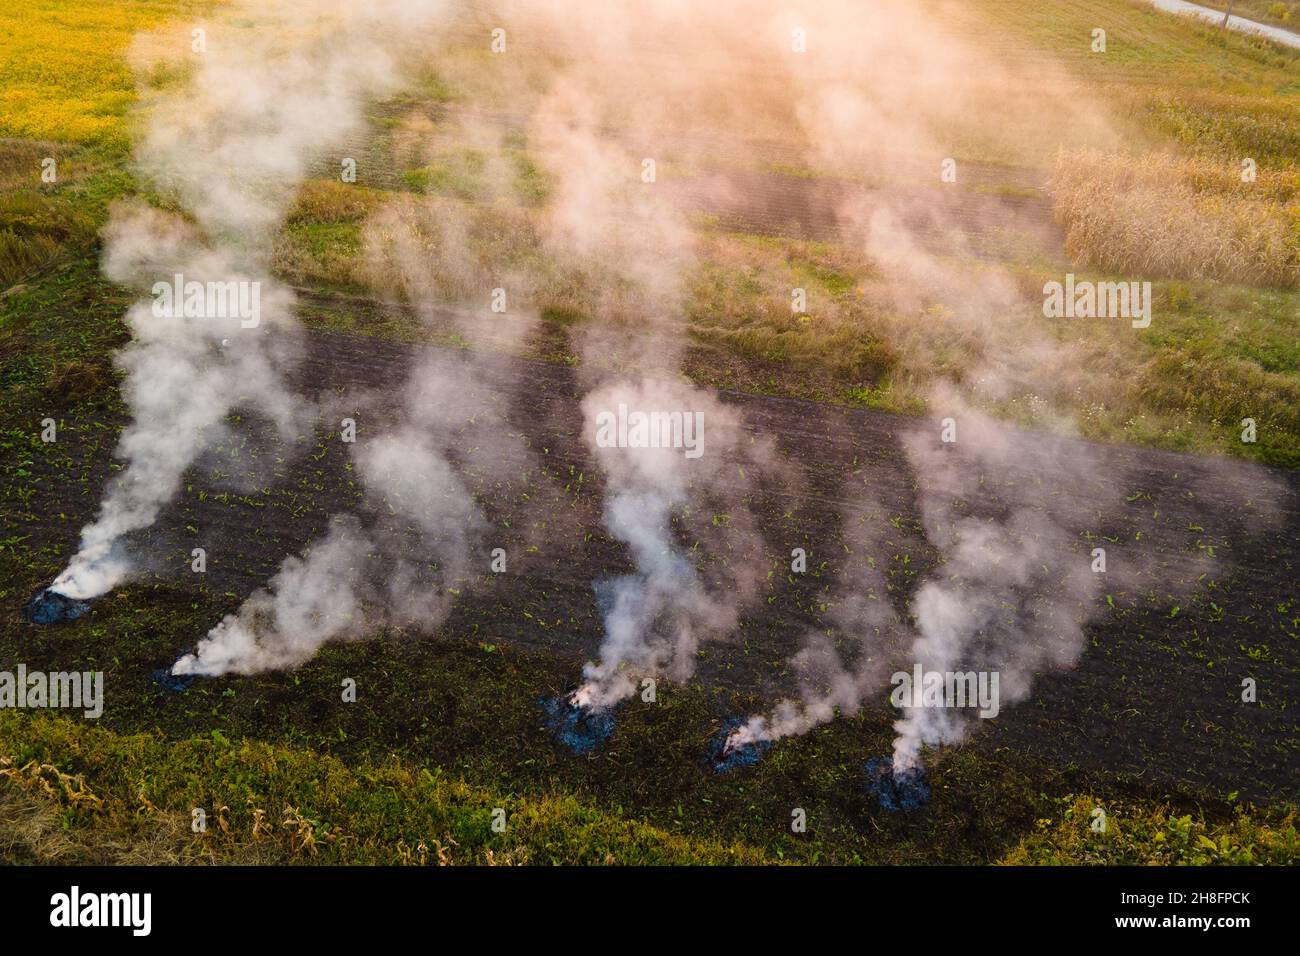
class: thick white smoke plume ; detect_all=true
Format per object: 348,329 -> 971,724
172,518 -> 371,676
889,408 -> 1111,769
715,0 -> 1128,764
724,406 -> 1129,766
175,81 -> 538,676
571,379 -> 773,709
53,207 -> 304,599
53,0 -> 450,599
173,350 -> 500,676
724,504 -> 903,753
511,15 -> 784,711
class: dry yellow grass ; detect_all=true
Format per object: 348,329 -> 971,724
1052,149 -> 1300,288
0,714 -> 772,865
0,0 -> 217,147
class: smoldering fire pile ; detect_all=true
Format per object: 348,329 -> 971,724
152,652 -> 198,693
24,587 -> 92,626
540,583 -> 627,755
540,694 -> 618,756
864,757 -> 930,812
710,717 -> 771,773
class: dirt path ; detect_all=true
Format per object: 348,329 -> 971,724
1149,0 -> 1300,47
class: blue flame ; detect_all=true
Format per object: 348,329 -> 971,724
864,756 -> 930,811
25,588 -> 91,625
540,695 -> 616,755
709,717 -> 771,773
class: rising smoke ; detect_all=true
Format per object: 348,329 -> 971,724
52,0 -> 1282,777
53,0 -> 452,599
174,351 -> 498,675
513,4 -> 792,711
710,1 -> 1153,768
174,135 -> 541,674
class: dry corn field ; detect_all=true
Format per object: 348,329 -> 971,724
1053,149 -> 1300,287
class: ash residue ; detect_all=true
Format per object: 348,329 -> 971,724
865,756 -> 930,811
541,694 -> 616,755
709,717 -> 771,773
25,588 -> 91,625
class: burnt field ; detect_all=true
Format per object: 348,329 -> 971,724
3,0 -> 1299,869
6,308 -> 1297,826
3,121 -> 1296,863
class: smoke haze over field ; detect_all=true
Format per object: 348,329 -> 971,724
174,352 -> 501,676
54,0 -> 451,599
45,0 -> 1287,776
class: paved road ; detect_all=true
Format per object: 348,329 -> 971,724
1150,0 -> 1300,48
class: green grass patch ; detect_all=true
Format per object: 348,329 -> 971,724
0,712 -> 770,864
1004,793 -> 1298,865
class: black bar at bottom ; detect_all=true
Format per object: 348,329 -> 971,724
0,864 -> 1280,940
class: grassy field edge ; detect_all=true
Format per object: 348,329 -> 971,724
2,712 -> 1296,865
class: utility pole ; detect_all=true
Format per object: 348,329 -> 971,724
1222,1 -> 1236,27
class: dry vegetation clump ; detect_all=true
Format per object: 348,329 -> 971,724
1002,794 -> 1299,865
1136,346 -> 1300,437
1052,149 -> 1300,288
0,143 -> 98,286
0,714 -> 770,865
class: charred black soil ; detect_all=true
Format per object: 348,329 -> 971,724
4,313 -> 1296,832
